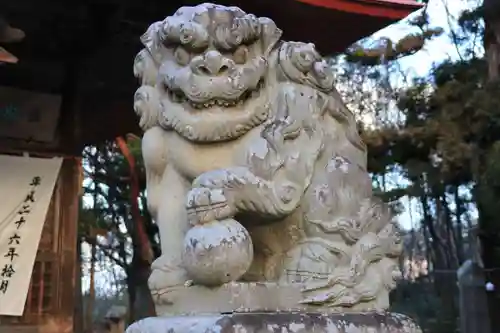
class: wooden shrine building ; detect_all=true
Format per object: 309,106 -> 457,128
0,0 -> 421,331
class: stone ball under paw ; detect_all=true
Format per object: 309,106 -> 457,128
182,218 -> 253,286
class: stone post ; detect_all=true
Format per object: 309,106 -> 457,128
457,260 -> 491,333
105,305 -> 127,333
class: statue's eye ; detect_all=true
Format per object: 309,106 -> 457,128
233,46 -> 248,65
174,46 -> 190,66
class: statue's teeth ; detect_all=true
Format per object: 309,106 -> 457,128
185,98 -> 243,108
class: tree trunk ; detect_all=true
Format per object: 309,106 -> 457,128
420,187 -> 458,330
454,186 -> 465,264
126,257 -> 155,323
481,1 -> 500,331
85,240 -> 96,331
74,238 -> 84,333
116,137 -> 156,322
475,181 -> 500,333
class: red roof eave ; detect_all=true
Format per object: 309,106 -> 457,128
294,0 -> 423,20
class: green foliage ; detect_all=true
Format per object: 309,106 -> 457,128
362,55 -> 500,332
79,140 -> 157,320
345,27 -> 443,65
345,9 -> 443,66
80,140 -> 159,263
364,58 -> 500,186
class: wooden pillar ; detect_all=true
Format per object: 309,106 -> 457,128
53,158 -> 80,332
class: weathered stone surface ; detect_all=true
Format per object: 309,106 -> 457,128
153,282 -> 392,316
130,5 -> 422,333
126,312 -> 422,333
135,2 -> 402,313
153,282 -> 302,315
182,219 -> 254,286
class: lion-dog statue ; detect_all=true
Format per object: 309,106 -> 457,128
133,3 -> 402,312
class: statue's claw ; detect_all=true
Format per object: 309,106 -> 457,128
186,187 -> 236,225
192,169 -> 247,189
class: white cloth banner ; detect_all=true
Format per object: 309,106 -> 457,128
0,155 -> 62,316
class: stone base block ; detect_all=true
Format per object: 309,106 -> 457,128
126,312 -> 422,333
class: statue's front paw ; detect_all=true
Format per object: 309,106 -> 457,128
186,187 -> 236,225
148,256 -> 191,304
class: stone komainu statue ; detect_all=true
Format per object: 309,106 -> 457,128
133,3 -> 402,312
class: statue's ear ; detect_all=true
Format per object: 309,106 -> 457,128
259,18 -> 282,56
140,21 -> 163,63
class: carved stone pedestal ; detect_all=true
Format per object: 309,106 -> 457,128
151,282 -> 391,316
125,312 -> 422,333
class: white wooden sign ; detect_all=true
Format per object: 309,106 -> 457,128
0,155 -> 62,316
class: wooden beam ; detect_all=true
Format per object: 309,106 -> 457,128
294,0 -> 422,19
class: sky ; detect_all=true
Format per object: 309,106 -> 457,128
379,0 -> 474,77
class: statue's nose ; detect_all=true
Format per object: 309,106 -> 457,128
194,50 -> 230,76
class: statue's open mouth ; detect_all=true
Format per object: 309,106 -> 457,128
166,79 -> 265,109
